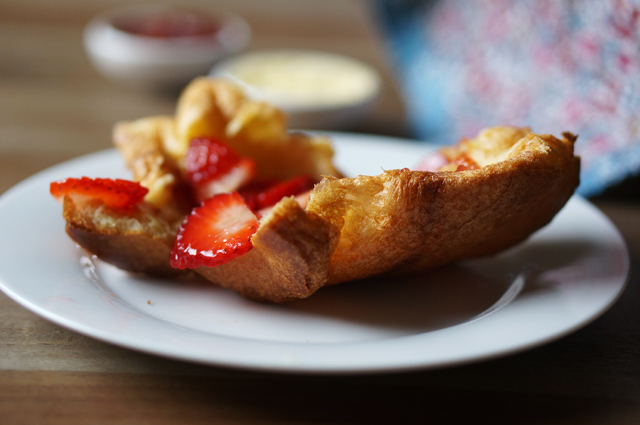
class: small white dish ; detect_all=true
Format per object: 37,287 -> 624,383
0,133 -> 629,373
210,50 -> 381,129
84,5 -> 250,87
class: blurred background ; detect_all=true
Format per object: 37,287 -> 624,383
3,0 -> 640,198
0,0 -> 409,196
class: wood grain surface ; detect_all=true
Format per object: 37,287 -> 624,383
1,1 -> 639,424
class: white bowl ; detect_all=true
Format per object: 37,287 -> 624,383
209,50 -> 381,130
84,5 -> 250,87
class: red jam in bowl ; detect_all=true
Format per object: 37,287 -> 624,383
113,10 -> 219,38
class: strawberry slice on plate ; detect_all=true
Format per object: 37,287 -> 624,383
185,137 -> 256,203
50,177 -> 148,211
239,175 -> 315,211
170,192 -> 259,269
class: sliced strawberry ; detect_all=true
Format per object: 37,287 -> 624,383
50,177 -> 148,211
256,189 -> 312,219
185,137 -> 256,203
454,154 -> 480,171
236,178 -> 278,210
414,152 -> 449,172
185,137 -> 241,183
254,175 -> 315,210
239,175 -> 315,211
192,158 -> 256,203
170,192 -> 259,269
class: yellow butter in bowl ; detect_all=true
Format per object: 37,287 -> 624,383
210,50 -> 381,129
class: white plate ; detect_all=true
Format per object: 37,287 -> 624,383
0,133 -> 630,373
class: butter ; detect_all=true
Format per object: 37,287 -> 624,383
214,50 -> 380,110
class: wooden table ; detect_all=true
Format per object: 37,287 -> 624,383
1,1 -> 639,423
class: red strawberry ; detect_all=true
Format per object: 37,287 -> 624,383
239,175 -> 315,211
192,158 -> 256,203
236,178 -> 278,210
454,154 -> 480,171
170,192 -> 259,269
185,138 -> 256,203
256,190 -> 312,218
50,177 -> 148,211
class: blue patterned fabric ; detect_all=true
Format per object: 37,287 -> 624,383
373,0 -> 640,196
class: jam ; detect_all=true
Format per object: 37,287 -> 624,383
113,10 -> 219,38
